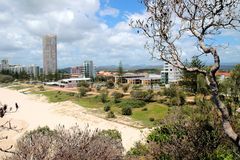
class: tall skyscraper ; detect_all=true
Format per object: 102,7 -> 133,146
161,56 -> 181,84
43,34 -> 57,75
83,60 -> 96,79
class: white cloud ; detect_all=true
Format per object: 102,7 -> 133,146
0,0 -> 238,68
99,7 -> 119,17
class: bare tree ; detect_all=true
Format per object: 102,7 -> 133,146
131,0 -> 240,148
0,102 -> 19,154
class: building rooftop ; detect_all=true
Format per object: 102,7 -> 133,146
61,78 -> 91,82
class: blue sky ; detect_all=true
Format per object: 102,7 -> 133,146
0,0 -> 239,68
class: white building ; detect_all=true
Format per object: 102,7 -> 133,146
161,58 -> 181,84
0,59 -> 9,71
9,64 -> 40,78
83,60 -> 96,79
59,78 -> 91,88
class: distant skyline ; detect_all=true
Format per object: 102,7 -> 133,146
0,0 -> 239,68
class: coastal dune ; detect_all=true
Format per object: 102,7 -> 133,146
0,87 -> 148,157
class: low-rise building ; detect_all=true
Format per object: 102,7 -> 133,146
59,78 -> 91,88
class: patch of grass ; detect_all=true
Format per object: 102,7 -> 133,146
131,103 -> 169,126
40,91 -> 75,103
75,97 -> 104,109
33,90 -> 170,127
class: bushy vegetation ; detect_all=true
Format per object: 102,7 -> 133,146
163,85 -> 186,106
106,80 -> 115,89
77,81 -> 90,88
107,111 -> 116,118
100,92 -> 108,103
118,99 -> 146,108
104,103 -> 111,112
79,86 -> 88,97
122,106 -> 132,115
0,74 -> 14,83
6,126 -> 124,160
111,91 -> 124,103
127,103 -> 240,160
130,90 -> 154,102
122,84 -> 129,93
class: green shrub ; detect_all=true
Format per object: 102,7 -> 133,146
118,99 -> 146,108
96,85 -> 101,92
67,92 -> 75,96
107,111 -> 116,118
163,85 -> 177,97
0,74 -> 14,83
122,106 -> 132,115
170,97 -> 181,106
132,84 -> 143,90
100,92 -> 108,103
106,80 -> 114,89
111,91 -> 124,103
178,91 -> 186,105
130,90 -> 154,102
149,117 -> 155,121
122,84 -> 129,93
141,108 -> 148,111
104,104 -> 111,112
127,142 -> 149,156
38,85 -> 45,91
79,87 -> 87,97
99,129 -> 122,140
77,81 -> 90,88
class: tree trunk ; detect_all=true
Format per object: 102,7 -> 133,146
210,73 -> 240,148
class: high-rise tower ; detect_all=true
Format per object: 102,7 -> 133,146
43,34 -> 57,75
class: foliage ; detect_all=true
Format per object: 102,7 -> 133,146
149,117 -> 155,121
196,74 -> 209,95
96,85 -> 101,92
77,81 -> 90,88
163,86 -> 186,106
111,91 -> 124,103
122,106 -> 132,115
127,142 -> 149,157
118,61 -> 124,77
0,74 -> 14,83
7,126 -> 124,160
98,129 -> 121,140
107,111 -> 116,118
128,105 -> 240,160
118,99 -> 146,108
79,86 -> 88,97
130,90 -> 154,102
104,103 -> 111,112
132,84 -> 143,90
180,57 -> 205,93
163,85 -> 178,97
38,85 -> 45,91
122,84 -> 129,93
100,92 -> 108,103
106,80 -> 115,89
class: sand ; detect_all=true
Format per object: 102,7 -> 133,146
0,87 -> 148,157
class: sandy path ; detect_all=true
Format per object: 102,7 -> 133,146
0,87 -> 148,157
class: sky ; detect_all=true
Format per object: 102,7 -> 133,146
0,0 -> 239,68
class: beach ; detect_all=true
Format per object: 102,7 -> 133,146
0,87 -> 148,157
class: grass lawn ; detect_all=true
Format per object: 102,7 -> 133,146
75,97 -> 104,109
131,103 -> 169,126
33,90 -> 170,127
